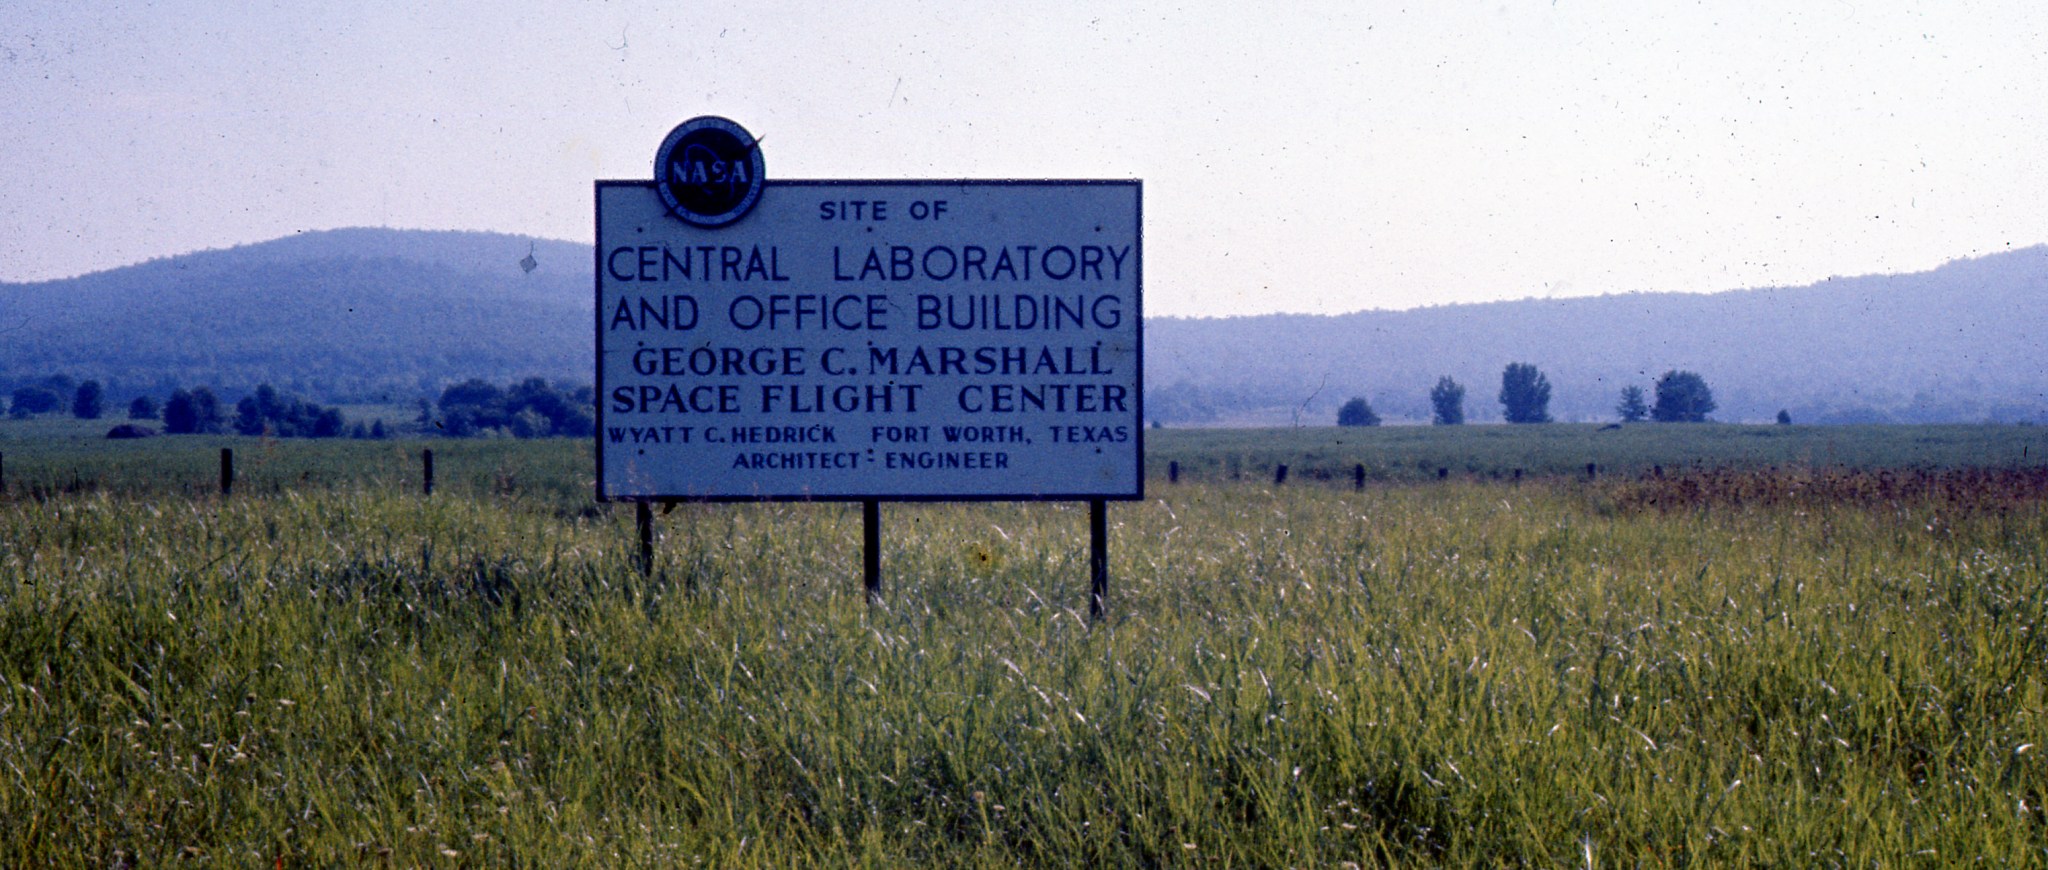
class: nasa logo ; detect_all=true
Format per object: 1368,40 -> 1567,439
653,116 -> 765,227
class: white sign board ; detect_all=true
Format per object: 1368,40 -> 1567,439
596,180 -> 1142,501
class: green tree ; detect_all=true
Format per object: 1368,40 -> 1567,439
234,396 -> 267,436
1651,370 -> 1716,422
312,407 -> 345,438
162,389 -> 199,434
1429,376 -> 1465,425
129,395 -> 160,420
254,384 -> 286,422
1498,363 -> 1552,424
1776,409 -> 1793,425
227,383 -> 348,438
431,377 -> 593,439
190,387 -> 226,434
72,380 -> 105,419
9,386 -> 63,418
1616,386 -> 1649,423
1336,397 -> 1380,427
438,378 -> 506,436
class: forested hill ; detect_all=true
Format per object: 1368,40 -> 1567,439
1149,245 -> 2048,425
3,228 -> 2044,424
0,228 -> 590,401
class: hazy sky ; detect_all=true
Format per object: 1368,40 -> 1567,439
4,1 -> 2044,316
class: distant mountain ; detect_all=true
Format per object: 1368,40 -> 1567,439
1148,246 -> 2048,425
0,228 -> 590,402
3,229 -> 2043,423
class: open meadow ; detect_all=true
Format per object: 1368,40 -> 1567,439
2,425 -> 2044,865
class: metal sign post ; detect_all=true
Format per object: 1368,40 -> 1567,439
863,500 -> 882,604
1089,499 -> 1108,619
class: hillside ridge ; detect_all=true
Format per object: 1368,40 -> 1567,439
3,230 -> 2043,423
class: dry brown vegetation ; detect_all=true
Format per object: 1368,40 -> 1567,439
1604,466 -> 2048,515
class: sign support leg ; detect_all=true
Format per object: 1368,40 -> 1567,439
636,501 -> 654,577
1089,499 -> 1108,621
863,500 -> 882,604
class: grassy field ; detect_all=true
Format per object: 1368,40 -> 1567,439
6,421 -> 2043,500
0,419 -> 592,508
1148,422 -> 2048,484
2,425 -> 2044,864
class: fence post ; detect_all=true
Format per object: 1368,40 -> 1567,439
1,451 -> 6,495
422,448 -> 435,496
220,448 -> 233,496
1586,462 -> 1598,480
1274,464 -> 1288,486
1438,467 -> 1449,480
1354,464 -> 1365,490
1168,460 -> 1179,484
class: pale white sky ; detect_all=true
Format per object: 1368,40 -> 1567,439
3,1 -> 2044,316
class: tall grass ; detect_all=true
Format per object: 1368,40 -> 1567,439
3,463 -> 2042,864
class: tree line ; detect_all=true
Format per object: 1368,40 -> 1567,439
3,374 -> 599,440
6,375 -> 109,420
5,376 -> 371,438
423,378 -> 596,439
1338,366 -> 1738,427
